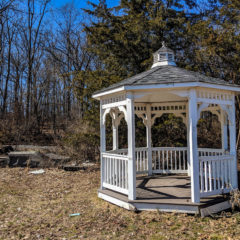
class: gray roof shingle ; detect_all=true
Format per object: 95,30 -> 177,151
94,65 -> 239,95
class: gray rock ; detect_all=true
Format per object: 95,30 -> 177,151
0,156 -> 9,167
8,151 -> 43,168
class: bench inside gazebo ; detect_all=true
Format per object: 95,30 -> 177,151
92,43 -> 239,216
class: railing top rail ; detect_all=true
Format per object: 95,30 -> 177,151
107,149 -> 128,153
198,148 -> 225,152
102,152 -> 129,160
135,147 -> 148,151
199,154 -> 234,161
152,147 -> 188,151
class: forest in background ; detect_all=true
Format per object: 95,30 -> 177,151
0,0 -> 240,162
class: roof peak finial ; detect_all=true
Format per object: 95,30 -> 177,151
162,41 -> 166,48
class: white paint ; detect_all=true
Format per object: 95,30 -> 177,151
229,97 -> 238,189
102,153 -> 129,194
93,82 -> 240,100
188,89 -> 200,203
102,100 -> 127,109
112,124 -> 118,150
98,192 -> 135,210
197,103 -> 209,121
92,87 -> 125,99
186,104 -> 191,176
220,110 -> 228,150
135,148 -> 148,173
126,92 -> 136,200
152,147 -> 188,173
146,104 -> 152,175
199,155 -> 234,196
125,82 -> 240,93
197,97 -> 232,106
100,103 -> 106,190
151,60 -> 176,68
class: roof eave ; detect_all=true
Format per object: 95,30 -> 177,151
92,82 -> 240,100
92,86 -> 126,99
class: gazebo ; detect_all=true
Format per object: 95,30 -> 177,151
92,43 -> 239,215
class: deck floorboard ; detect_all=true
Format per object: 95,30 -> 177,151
99,174 -> 229,207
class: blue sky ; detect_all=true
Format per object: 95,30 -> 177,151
51,0 -> 120,9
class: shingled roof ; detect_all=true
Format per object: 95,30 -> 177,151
94,65 -> 238,95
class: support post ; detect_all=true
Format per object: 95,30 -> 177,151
229,96 -> 238,189
188,89 -> 200,203
146,104 -> 152,175
126,92 -> 136,200
220,110 -> 228,150
112,120 -> 119,150
186,104 -> 191,176
100,101 -> 106,190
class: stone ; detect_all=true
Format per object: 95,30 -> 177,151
8,151 -> 43,168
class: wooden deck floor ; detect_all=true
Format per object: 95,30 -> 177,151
99,174 -> 229,209
134,174 -> 227,205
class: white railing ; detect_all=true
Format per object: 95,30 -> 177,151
136,147 -> 148,173
199,155 -> 233,197
102,153 -> 128,195
152,147 -> 188,173
108,149 -> 128,155
198,148 -> 226,157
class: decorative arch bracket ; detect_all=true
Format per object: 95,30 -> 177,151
219,104 -> 234,125
197,103 -> 209,121
118,106 -> 127,122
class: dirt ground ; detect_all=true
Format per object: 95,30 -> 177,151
0,168 -> 240,240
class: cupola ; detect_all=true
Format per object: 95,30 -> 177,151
151,42 -> 176,68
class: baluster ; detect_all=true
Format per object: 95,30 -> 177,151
179,151 -> 182,170
183,150 -> 186,170
113,158 -> 115,186
117,159 -> 120,187
110,157 -> 113,185
217,159 -> 220,190
145,149 -> 147,171
126,160 -> 128,189
106,157 -> 109,184
200,160 -> 203,192
123,160 -> 125,189
121,160 -> 124,188
224,158 -> 228,189
212,160 -> 216,191
166,150 -> 169,171
162,150 -> 165,171
204,161 -> 208,192
170,150 -> 173,170
209,160 -> 212,191
154,151 -> 156,170
136,151 -> 139,172
175,150 -> 177,170
221,159 -> 224,189
228,158 -> 231,188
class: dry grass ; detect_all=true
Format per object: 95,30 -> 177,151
0,168 -> 240,240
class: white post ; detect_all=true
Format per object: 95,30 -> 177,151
112,120 -> 119,150
220,110 -> 228,150
229,96 -> 238,189
146,104 -> 152,175
100,101 -> 106,190
186,104 -> 191,176
126,92 -> 136,200
188,89 -> 200,203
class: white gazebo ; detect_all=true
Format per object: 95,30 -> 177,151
92,43 -> 239,215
